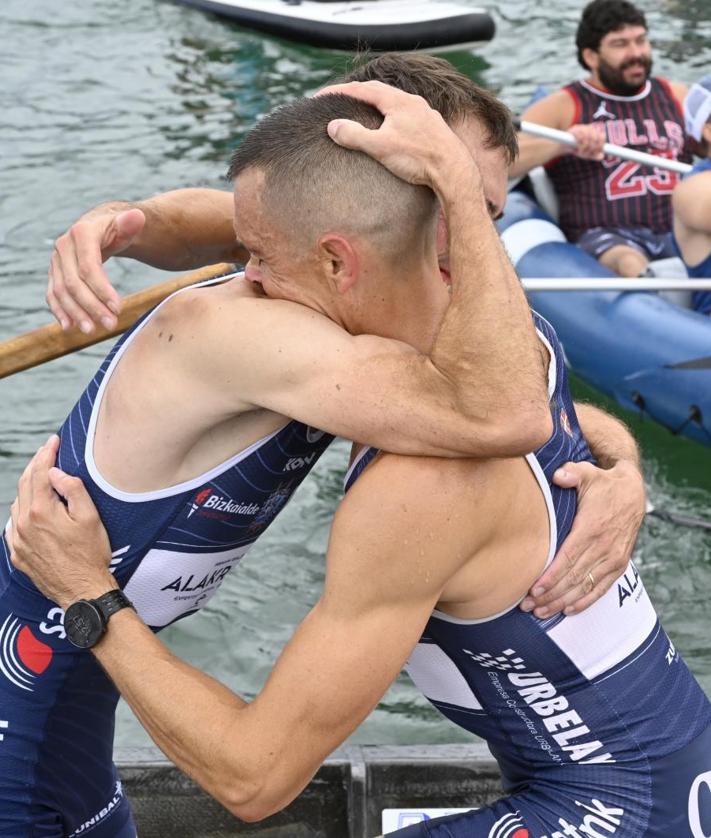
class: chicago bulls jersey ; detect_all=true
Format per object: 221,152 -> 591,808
546,78 -> 691,240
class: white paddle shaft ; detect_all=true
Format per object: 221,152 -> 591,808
519,120 -> 693,175
522,278 -> 711,291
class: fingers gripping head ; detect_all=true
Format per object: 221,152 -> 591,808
227,94 -> 437,265
343,52 -> 519,166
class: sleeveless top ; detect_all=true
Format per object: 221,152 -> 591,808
344,311 -> 711,787
546,78 -> 691,240
1,277 -> 335,628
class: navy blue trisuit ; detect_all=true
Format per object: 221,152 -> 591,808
0,278 -> 334,836
344,314 -> 711,838
1,276 -> 709,836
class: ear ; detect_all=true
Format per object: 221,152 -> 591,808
317,234 -> 360,294
582,48 -> 599,73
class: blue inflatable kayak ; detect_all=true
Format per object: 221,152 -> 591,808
498,190 -> 711,447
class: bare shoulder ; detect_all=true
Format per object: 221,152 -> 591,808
350,450 -> 514,518
521,88 -> 577,129
153,276 -> 335,338
673,170 -> 711,225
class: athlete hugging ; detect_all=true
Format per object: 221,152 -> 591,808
6,50 -> 709,838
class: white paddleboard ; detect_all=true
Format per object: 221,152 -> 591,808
174,0 -> 496,51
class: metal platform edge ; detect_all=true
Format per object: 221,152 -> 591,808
116,742 -> 502,837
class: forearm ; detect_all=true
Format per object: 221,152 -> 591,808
431,166 -> 552,453
575,402 -> 640,469
87,189 -> 246,270
93,609 -> 260,816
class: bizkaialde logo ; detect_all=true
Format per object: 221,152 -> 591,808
465,647 -> 614,765
0,613 -> 53,691
187,487 -> 259,520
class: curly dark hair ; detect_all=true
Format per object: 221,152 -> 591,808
576,0 -> 647,70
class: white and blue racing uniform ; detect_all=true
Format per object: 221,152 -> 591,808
345,313 -> 711,838
0,279 -> 334,836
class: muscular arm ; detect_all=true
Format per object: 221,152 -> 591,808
316,81 -> 551,454
575,402 -> 640,469
10,444 -> 487,821
173,270 -> 546,457
509,90 -> 577,178
100,189 -> 245,270
48,188 -> 244,330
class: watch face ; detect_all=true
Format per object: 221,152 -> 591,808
65,601 -> 104,649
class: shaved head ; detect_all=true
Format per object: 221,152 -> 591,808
227,94 -> 437,264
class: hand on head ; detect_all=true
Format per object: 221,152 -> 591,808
48,207 -> 145,332
318,80 -> 476,190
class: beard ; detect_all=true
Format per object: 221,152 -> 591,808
597,54 -> 653,96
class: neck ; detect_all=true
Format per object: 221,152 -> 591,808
346,262 -> 446,354
587,73 -> 646,97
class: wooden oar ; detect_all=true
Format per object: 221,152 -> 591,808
518,120 -> 693,175
0,263 -> 238,380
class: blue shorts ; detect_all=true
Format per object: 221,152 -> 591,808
387,723 -> 711,837
575,226 -> 676,262
0,567 -> 137,837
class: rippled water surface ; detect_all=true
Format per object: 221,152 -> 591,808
1,0 -> 711,748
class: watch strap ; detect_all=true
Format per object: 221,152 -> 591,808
92,590 -> 134,623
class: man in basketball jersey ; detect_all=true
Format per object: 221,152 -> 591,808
673,75 -> 711,314
511,0 -> 689,277
12,81 -> 711,837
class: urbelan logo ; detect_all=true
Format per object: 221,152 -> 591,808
0,720 -> 8,742
187,487 -> 259,520
465,647 -> 614,764
0,613 -> 53,692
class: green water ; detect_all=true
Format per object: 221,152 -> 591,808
0,0 -> 709,748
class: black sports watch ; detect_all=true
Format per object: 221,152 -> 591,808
64,590 -> 135,649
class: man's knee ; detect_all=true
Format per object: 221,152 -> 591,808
598,245 -> 648,277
